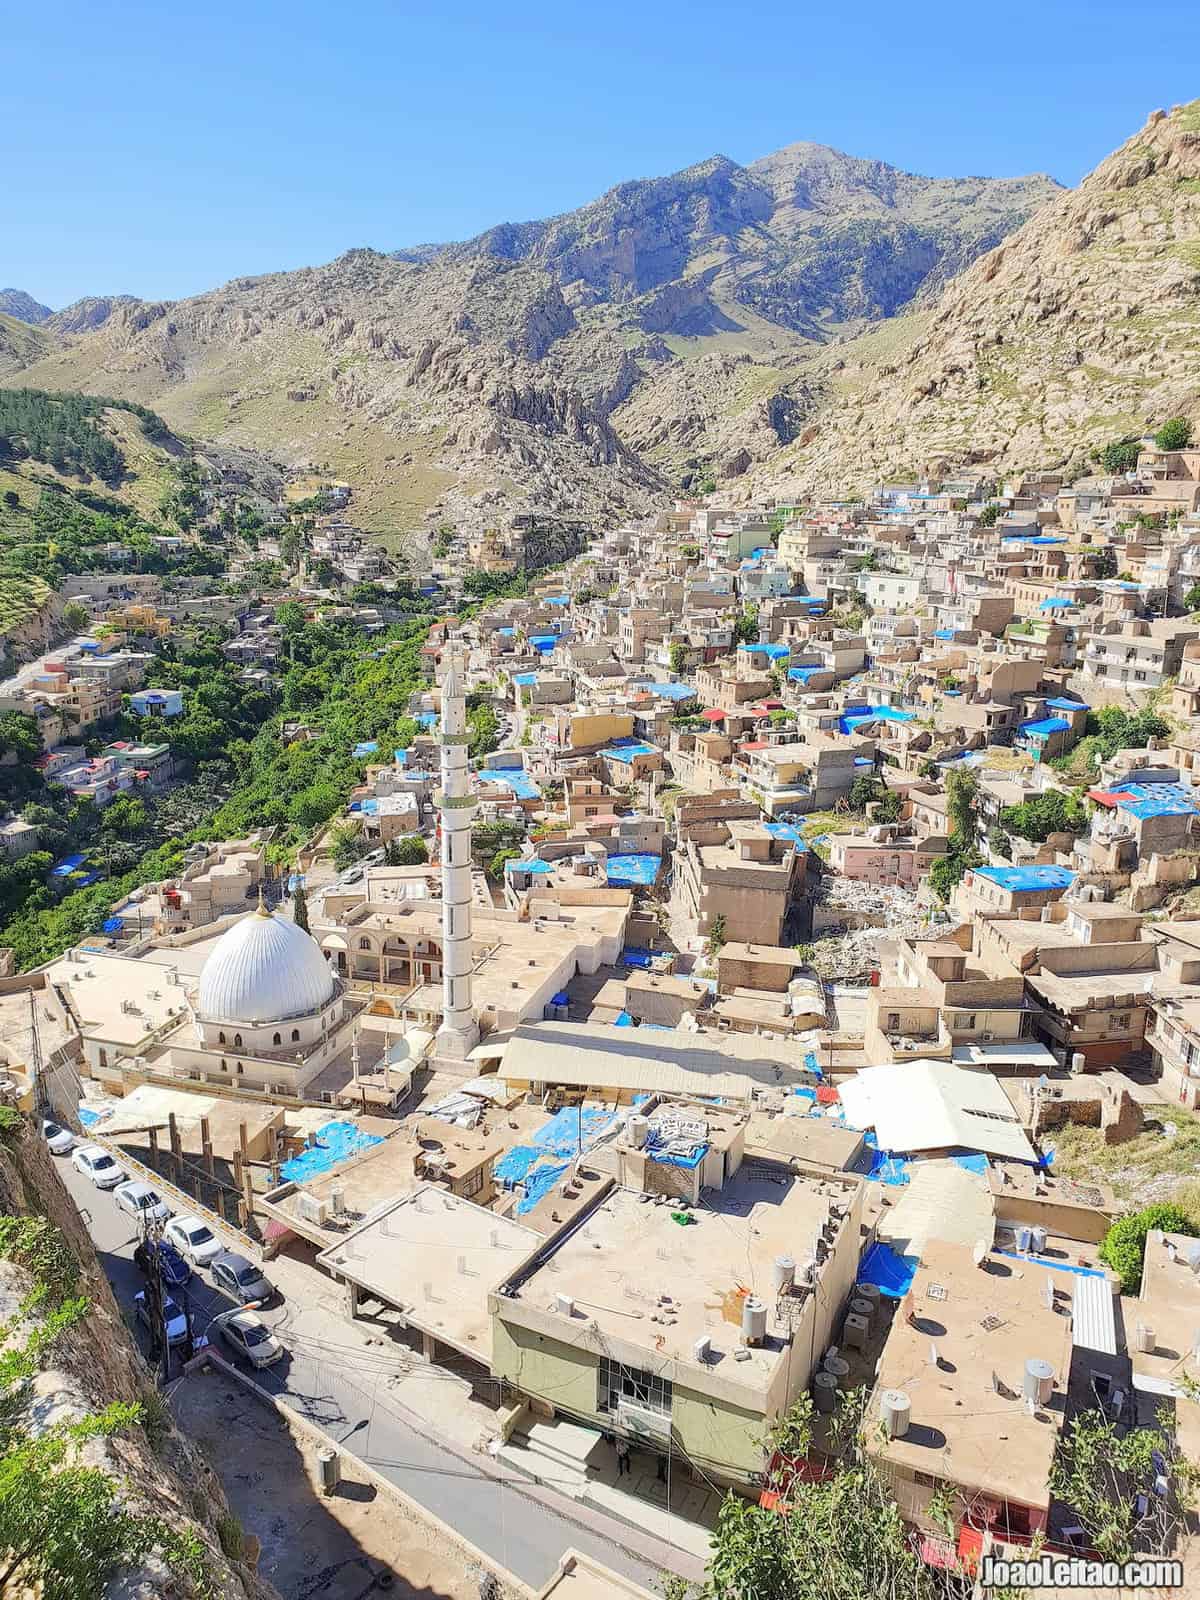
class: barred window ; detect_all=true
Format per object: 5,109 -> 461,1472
598,1358 -> 672,1417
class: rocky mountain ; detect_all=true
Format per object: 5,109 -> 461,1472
7,141 -> 1061,529
0,287 -> 52,323
0,310 -> 52,377
753,102 -> 1200,499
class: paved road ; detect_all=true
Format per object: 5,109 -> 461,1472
56,1153 -> 688,1593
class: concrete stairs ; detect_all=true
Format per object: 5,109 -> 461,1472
498,1416 -> 606,1496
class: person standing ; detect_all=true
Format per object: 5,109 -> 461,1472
615,1437 -> 631,1477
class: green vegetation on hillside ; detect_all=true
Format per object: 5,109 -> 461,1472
0,389 -> 169,484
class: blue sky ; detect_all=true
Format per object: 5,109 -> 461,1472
7,0 -> 1199,308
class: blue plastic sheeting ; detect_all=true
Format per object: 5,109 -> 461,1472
280,1121 -> 384,1183
1039,597 -> 1078,610
1113,782 -> 1200,821
951,1153 -> 990,1176
486,766 -> 541,801
394,748 -> 408,766
604,741 -> 656,764
858,1132 -> 913,1186
544,596 -> 569,605
995,1249 -> 1104,1279
803,1051 -> 823,1080
621,946 -> 656,968
764,821 -> 809,852
531,1105 -> 617,1157
1046,697 -> 1089,713
552,990 -> 570,1006
497,627 -> 517,637
102,916 -> 124,932
498,1106 -> 618,1211
52,854 -> 86,876
793,1086 -> 817,1106
614,1011 -> 634,1026
352,741 -> 379,758
840,704 -> 914,734
530,635 -> 558,651
1019,717 -> 1071,736
788,665 -> 825,684
78,1106 -> 104,1127
738,641 -> 791,659
639,682 -> 696,702
506,856 -> 552,874
416,712 -> 438,728
933,628 -> 954,640
607,853 -> 661,887
646,1129 -> 707,1169
857,1241 -> 919,1299
513,672 -> 538,686
974,864 -> 1074,892
516,1161 -> 570,1212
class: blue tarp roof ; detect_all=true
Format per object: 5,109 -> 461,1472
1046,697 -> 1089,712
1019,717 -> 1071,736
788,665 -> 825,683
1113,781 -> 1200,820
102,917 -> 123,932
604,740 -> 656,763
52,854 -> 86,876
738,640 -> 790,659
506,856 -> 552,873
513,672 -> 538,686
764,821 -> 808,851
857,1241 -> 919,1298
606,853 -> 661,887
639,682 -> 696,702
975,864 -> 1075,892
933,628 -> 954,640
280,1121 -> 384,1183
352,740 -> 379,758
485,766 -> 540,801
1039,598 -> 1078,610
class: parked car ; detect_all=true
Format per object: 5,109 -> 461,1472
213,1308 -> 283,1368
134,1289 -> 189,1347
136,1238 -> 191,1289
71,1144 -> 126,1190
41,1119 -> 75,1155
210,1250 -> 274,1305
164,1215 -> 223,1266
114,1180 -> 172,1225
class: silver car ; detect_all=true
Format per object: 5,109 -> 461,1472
114,1180 -> 172,1225
210,1250 -> 274,1305
214,1308 -> 283,1368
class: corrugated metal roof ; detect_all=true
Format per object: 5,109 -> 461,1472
1071,1272 -> 1117,1355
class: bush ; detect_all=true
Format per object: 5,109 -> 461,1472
1098,439 -> 1141,475
1154,417 -> 1193,451
1100,1203 -> 1198,1291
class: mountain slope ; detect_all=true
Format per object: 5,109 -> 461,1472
754,102 -> 1200,497
0,287 -> 52,323
8,140 -> 1061,527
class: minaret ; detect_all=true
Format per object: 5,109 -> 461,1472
434,635 -> 479,1062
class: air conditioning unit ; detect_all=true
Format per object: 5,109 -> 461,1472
296,1192 -> 328,1227
981,1032 -> 994,1043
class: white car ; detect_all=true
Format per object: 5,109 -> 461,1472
42,1119 -> 75,1155
134,1289 -> 189,1347
114,1180 -> 171,1225
214,1308 -> 283,1368
72,1144 -> 126,1190
164,1215 -> 223,1267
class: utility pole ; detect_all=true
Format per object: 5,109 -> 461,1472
27,989 -> 46,1117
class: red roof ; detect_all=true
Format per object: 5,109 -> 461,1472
699,708 -> 726,722
739,740 -> 769,752
1088,787 -> 1134,808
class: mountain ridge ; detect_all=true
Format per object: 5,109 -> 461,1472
3,136 -> 1068,528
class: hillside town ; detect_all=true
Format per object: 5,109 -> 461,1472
3,418 -> 1200,1597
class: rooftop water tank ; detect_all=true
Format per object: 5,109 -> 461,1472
741,1296 -> 768,1347
1023,1358 -> 1055,1406
879,1389 -> 911,1439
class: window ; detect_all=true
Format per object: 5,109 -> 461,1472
218,1031 -> 226,1044
234,1033 -> 243,1048
598,1358 -> 672,1417
236,1063 -> 244,1076
1113,1013 -> 1131,1031
292,1028 -> 300,1042
887,1012 -> 901,1031
360,937 -> 372,950
273,1032 -> 281,1046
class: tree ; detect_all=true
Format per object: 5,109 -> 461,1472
706,914 -> 727,957
1185,583 -> 1200,613
60,600 -> 90,634
1154,417 -> 1193,451
329,822 -> 365,873
1098,439 -> 1141,475
733,605 -> 759,645
488,847 -> 520,881
874,789 -> 902,824
975,502 -> 1000,527
668,641 -> 688,675
291,883 -> 309,932
986,824 -> 1012,860
385,835 -> 428,866
2,489 -> 18,508
1000,789 -> 1087,844
1100,1203 -> 1198,1292
848,776 -> 883,812
1050,1405 -> 1200,1563
944,768 -> 979,843
467,702 -> 500,760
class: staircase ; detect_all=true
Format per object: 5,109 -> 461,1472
496,1416 -> 606,1497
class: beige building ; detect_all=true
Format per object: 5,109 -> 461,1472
674,818 -> 806,945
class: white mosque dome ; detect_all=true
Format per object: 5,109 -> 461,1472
197,906 -> 336,1024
